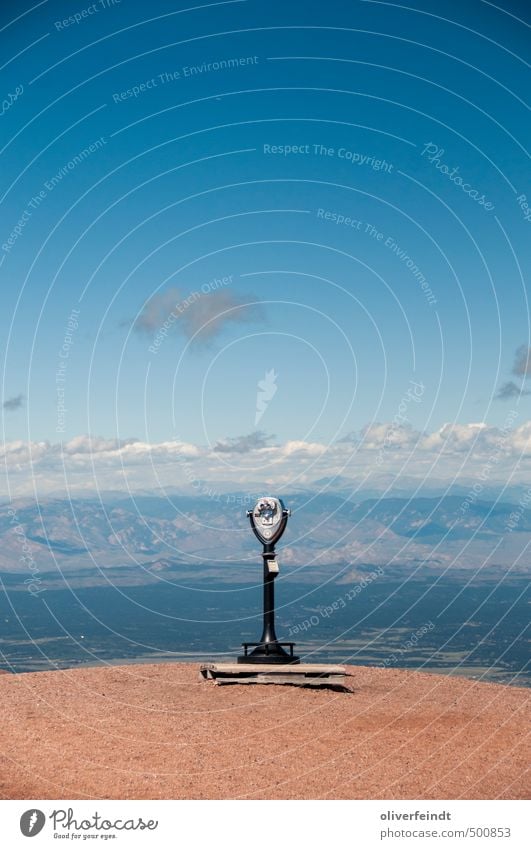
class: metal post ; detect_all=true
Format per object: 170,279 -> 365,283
260,543 -> 277,646
238,497 -> 299,665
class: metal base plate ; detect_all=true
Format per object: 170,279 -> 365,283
238,640 -> 298,664
237,653 -> 300,665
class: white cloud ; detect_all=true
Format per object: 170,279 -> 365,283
277,440 -> 326,457
419,422 -> 489,451
359,423 -> 418,449
3,421 -> 531,497
509,421 -> 531,454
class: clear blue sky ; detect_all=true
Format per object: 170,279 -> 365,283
1,0 -> 530,452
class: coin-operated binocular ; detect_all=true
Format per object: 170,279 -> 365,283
238,497 -> 299,664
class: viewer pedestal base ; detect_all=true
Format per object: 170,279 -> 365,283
237,641 -> 299,664
200,662 -> 351,691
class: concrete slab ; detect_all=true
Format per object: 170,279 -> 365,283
199,662 -> 352,691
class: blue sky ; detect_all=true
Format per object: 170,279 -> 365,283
1,0 -> 530,492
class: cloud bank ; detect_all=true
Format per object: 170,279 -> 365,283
2,420 -> 531,497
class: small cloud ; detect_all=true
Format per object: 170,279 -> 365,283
2,394 -> 24,411
213,431 -> 273,454
337,430 -> 359,443
513,345 -> 531,376
420,422 -> 488,452
134,286 -> 263,346
338,423 -> 418,448
277,439 -> 325,457
134,288 -> 180,333
496,381 -> 530,401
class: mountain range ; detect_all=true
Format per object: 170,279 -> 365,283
1,491 -> 529,589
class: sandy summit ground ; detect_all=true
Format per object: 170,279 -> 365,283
0,663 -> 528,800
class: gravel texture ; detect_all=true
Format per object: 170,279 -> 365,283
0,663 -> 528,800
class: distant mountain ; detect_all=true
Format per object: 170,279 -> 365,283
310,477 -> 531,504
1,491 -> 529,588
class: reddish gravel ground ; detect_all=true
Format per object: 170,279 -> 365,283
0,663 -> 529,800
